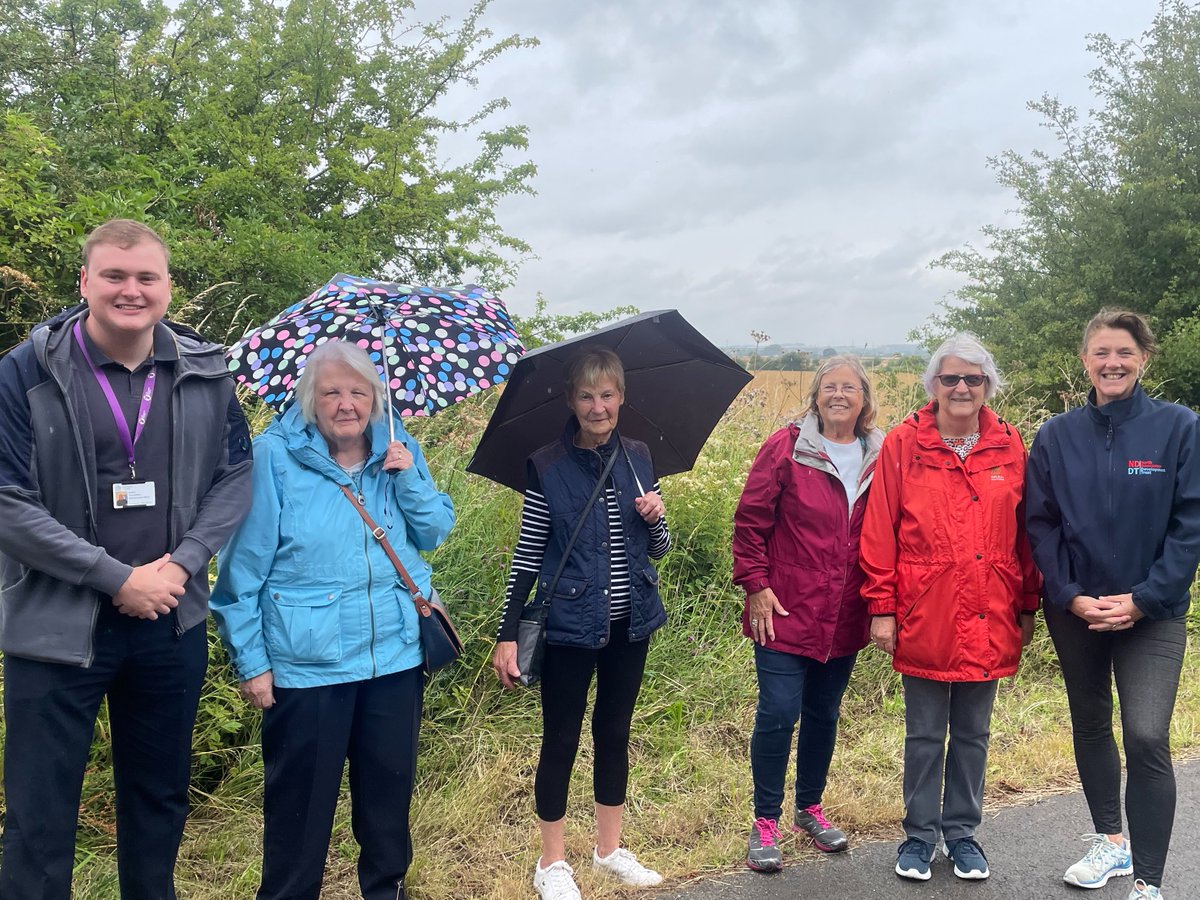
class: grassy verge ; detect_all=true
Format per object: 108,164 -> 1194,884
10,376 -> 1200,899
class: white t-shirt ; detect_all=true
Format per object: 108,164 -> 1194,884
820,436 -> 863,513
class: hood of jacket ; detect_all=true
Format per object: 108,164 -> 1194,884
31,304 -> 230,382
269,402 -> 395,484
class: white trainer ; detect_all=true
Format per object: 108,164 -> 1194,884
1128,879 -> 1163,899
592,846 -> 663,887
534,859 -> 582,900
1064,833 -> 1133,888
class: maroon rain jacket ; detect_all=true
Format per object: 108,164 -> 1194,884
732,413 -> 884,661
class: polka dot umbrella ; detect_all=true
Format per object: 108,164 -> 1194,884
225,273 -> 525,437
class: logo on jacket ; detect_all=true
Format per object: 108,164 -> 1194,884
989,466 -> 1005,482
1127,459 -> 1167,476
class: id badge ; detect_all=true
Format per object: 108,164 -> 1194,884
113,480 -> 156,509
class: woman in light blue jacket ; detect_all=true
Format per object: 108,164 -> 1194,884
212,340 -> 454,900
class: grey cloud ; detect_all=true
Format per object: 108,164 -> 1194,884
413,0 -> 1163,344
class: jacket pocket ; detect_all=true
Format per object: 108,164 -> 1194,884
988,561 -> 1026,660
896,562 -> 951,620
265,585 -> 343,664
537,573 -> 589,604
392,578 -> 422,644
895,562 -> 954,670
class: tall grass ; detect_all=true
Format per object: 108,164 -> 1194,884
7,374 -> 1200,899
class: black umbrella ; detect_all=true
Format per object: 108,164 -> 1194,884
466,309 -> 752,492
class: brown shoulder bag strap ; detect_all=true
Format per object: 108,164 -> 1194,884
339,484 -> 433,618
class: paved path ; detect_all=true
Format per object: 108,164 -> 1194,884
658,760 -> 1198,899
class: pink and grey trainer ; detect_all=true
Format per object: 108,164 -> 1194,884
747,817 -> 783,872
793,804 -> 848,852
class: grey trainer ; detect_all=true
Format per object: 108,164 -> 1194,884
793,803 -> 848,852
747,817 -> 783,872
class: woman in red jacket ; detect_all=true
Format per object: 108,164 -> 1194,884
733,355 -> 884,872
860,333 -> 1039,884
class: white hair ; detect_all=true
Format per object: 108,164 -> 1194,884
923,332 -> 1004,400
293,340 -> 386,424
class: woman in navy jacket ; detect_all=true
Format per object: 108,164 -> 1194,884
491,348 -> 672,900
1025,309 -> 1200,900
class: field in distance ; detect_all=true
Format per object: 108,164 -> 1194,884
746,369 -> 922,426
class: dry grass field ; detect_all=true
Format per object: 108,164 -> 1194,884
744,369 -> 924,427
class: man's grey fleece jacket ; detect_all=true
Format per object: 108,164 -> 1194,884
0,305 -> 253,666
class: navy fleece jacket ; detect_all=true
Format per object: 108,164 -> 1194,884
1025,384 -> 1200,620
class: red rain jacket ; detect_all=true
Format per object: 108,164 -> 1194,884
860,402 -> 1040,682
732,414 -> 884,661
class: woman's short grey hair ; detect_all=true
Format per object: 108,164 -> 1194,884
293,340 -> 386,424
923,332 -> 1004,400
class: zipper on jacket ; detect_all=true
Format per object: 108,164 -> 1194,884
1105,419 -> 1115,534
47,337 -> 102,667
825,491 -> 852,663
359,487 -> 379,679
590,446 -> 613,648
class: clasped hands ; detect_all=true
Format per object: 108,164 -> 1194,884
112,553 -> 188,619
1070,592 -> 1143,632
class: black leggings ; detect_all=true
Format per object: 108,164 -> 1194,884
1045,603 -> 1186,888
534,625 -> 650,821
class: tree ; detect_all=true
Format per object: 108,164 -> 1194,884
512,294 -> 639,350
924,1 -> 1200,409
0,0 -> 536,348
758,349 -> 815,371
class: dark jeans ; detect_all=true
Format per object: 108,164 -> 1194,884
0,605 -> 208,900
257,666 -> 423,900
1045,603 -> 1186,888
535,625 -> 650,822
750,647 -> 857,820
901,675 -> 998,845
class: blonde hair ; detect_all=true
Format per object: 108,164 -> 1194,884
805,355 -> 878,437
565,347 -> 625,397
82,219 -> 169,265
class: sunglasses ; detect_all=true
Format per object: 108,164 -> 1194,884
936,374 -> 987,388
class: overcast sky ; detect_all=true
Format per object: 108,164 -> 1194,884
414,0 -> 1165,348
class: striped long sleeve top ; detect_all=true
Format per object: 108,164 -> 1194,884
495,464 -> 671,642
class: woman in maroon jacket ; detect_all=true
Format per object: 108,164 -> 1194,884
733,355 -> 884,872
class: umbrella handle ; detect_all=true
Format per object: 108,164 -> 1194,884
370,303 -> 397,442
621,444 -> 647,496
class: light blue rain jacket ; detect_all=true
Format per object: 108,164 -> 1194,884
211,404 -> 455,688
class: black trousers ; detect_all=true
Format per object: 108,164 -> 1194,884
257,666 -> 423,900
0,605 -> 208,900
1045,603 -> 1186,888
534,625 -> 650,822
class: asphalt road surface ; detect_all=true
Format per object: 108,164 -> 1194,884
658,760 -> 1198,899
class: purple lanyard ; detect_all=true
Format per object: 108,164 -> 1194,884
73,321 -> 157,480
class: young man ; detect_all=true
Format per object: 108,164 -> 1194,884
0,219 -> 253,899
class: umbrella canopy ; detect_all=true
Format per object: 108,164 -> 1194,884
467,309 -> 752,492
225,273 -> 525,417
